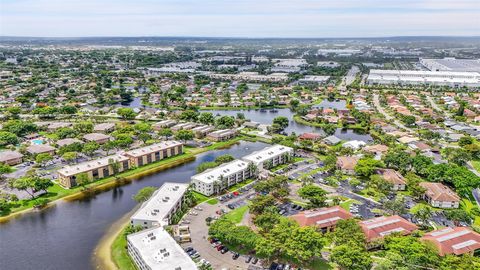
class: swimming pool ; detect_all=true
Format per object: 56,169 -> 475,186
31,139 -> 44,145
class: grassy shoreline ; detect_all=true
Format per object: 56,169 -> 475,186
199,105 -> 289,111
0,137 -> 247,222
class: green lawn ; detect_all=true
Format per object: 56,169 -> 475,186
111,227 -> 136,270
227,179 -> 254,192
223,205 -> 249,224
307,258 -> 333,270
471,160 -> 480,172
339,199 -> 359,210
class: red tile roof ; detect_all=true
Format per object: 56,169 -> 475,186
359,215 -> 418,242
422,227 -> 480,256
290,206 -> 353,228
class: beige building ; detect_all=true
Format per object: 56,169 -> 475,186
420,182 -> 460,208
336,156 -> 359,175
27,144 -> 56,156
57,154 -> 130,188
83,133 -> 111,144
93,123 -> 116,133
377,169 -> 406,191
124,141 -> 183,167
207,129 -> 237,142
0,150 -> 24,165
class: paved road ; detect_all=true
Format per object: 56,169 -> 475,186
373,93 -> 412,132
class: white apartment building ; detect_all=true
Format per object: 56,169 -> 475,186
242,144 -> 294,170
191,160 -> 252,196
367,69 -> 480,87
127,227 -> 197,270
131,183 -> 189,228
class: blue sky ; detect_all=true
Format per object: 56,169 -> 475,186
1,0 -> 479,37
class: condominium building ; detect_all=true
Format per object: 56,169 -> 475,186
124,141 -> 183,167
376,169 -> 407,191
421,227 -> 480,256
367,69 -> 480,87
360,215 -> 418,243
191,159 -> 252,196
131,182 -> 189,228
127,227 -> 197,270
57,154 -> 130,188
0,150 -> 23,165
242,144 -> 294,170
152,120 -> 177,131
291,206 -> 353,232
207,129 -> 237,142
419,182 -> 460,208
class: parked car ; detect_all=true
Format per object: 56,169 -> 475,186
216,245 -> 224,251
252,257 -> 259,264
232,252 -> 240,260
245,256 -> 253,263
184,247 -> 193,252
220,247 -> 229,254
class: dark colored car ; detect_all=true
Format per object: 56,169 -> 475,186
232,252 -> 240,260
227,204 -> 235,209
270,263 -> 279,270
184,247 -> 193,252
245,256 -> 252,263
220,247 -> 229,254
252,257 -> 259,264
209,238 -> 218,243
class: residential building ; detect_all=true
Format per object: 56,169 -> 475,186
152,120 -> 177,131
191,125 -> 215,138
336,156 -> 359,175
207,129 -> 237,142
191,159 -> 252,196
57,154 -> 130,188
377,169 -> 406,191
27,144 -> 56,156
56,138 -> 83,147
419,182 -> 460,208
93,123 -> 115,133
421,227 -> 480,256
298,133 -> 322,141
359,215 -> 418,243
124,141 -> 183,167
0,150 -> 23,165
323,135 -> 341,145
131,183 -> 188,228
242,144 -> 294,170
290,206 -> 353,232
127,227 -> 197,270
83,133 -> 111,144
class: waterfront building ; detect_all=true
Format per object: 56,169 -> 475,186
124,141 -> 183,167
127,226 -> 197,270
207,129 -> 237,142
130,182 -> 189,228
242,144 -> 294,170
191,159 -> 252,196
57,154 -> 130,188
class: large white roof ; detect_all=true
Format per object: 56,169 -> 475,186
131,182 -> 189,225
242,144 -> 293,164
127,227 -> 197,270
192,159 -> 249,184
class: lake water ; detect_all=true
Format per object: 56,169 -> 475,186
0,141 -> 269,270
205,108 -> 372,142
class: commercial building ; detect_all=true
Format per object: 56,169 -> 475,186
0,150 -> 23,165
298,75 -> 330,84
421,227 -> 480,256
131,182 -> 189,228
359,215 -> 418,243
419,182 -> 460,209
124,141 -> 183,167
367,69 -> 480,87
57,154 -> 130,188
207,129 -> 237,142
127,227 -> 197,270
290,206 -> 353,232
207,72 -> 289,82
191,159 -> 252,196
420,58 -> 480,73
242,144 -> 294,170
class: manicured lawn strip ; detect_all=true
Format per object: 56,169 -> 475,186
1,137 -> 244,219
339,199 -> 359,211
471,160 -> 480,172
227,179 -> 254,192
223,205 -> 249,224
111,227 -> 136,270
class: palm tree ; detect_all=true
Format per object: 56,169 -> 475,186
213,180 -> 221,194
247,162 -> 258,178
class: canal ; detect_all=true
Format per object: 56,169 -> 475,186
0,141 -> 269,270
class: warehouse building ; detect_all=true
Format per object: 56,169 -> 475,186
420,58 -> 480,73
367,69 -> 480,87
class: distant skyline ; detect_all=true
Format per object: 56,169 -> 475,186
1,0 -> 480,38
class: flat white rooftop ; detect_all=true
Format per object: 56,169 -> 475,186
242,144 -> 293,165
131,182 -> 188,226
127,226 -> 197,270
192,159 -> 249,184
57,154 -> 129,177
368,69 -> 480,84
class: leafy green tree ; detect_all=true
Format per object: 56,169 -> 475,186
198,112 -> 215,125
32,176 -> 53,193
405,172 -> 426,199
384,196 -> 408,215
411,155 -> 433,176
214,154 -> 234,164
249,194 -> 276,215
216,116 -> 235,128
76,173 -> 91,189
35,153 -> 53,166
3,120 -> 37,136
175,130 -> 194,142
82,142 -> 100,156
196,161 -> 218,173
9,177 -> 35,198
117,108 -> 137,119
410,204 -> 434,225
458,136 -> 474,147
73,121 -> 93,134
298,184 -> 327,208
0,131 -> 19,146
383,235 -> 440,269
384,151 -> 412,174
158,128 -> 173,138
133,187 -> 157,203
272,116 -> 289,131
62,152 -> 77,164
354,157 -> 384,178
330,244 -> 372,270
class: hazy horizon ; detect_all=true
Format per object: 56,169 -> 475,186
1,0 -> 480,38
